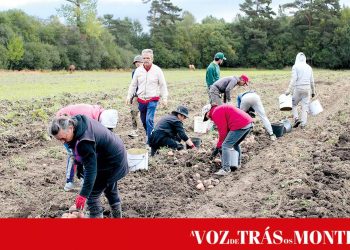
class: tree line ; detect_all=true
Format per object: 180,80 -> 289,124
0,0 -> 349,70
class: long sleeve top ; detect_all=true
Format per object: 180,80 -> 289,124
127,64 -> 168,101
205,62 -> 220,88
287,52 -> 315,94
209,104 -> 253,148
56,104 -> 104,121
210,76 -> 239,102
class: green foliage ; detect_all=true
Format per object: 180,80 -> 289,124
7,35 -> 24,68
21,42 -> 61,70
0,44 -> 9,69
0,0 -> 349,70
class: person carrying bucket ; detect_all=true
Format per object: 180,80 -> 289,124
237,91 -> 276,141
202,104 -> 253,176
209,74 -> 249,106
285,52 -> 316,129
49,115 -> 128,218
56,104 -> 118,192
149,105 -> 196,156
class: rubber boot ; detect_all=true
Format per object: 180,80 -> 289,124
87,207 -> 104,218
111,203 -> 122,218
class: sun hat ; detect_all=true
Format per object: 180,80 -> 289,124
100,109 -> 118,128
202,104 -> 212,121
172,105 -> 189,118
133,55 -> 143,64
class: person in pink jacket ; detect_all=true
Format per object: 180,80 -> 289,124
56,104 -> 118,191
202,104 -> 253,176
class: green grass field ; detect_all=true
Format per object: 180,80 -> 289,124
0,69 -> 348,101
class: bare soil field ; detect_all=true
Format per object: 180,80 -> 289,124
0,70 -> 349,218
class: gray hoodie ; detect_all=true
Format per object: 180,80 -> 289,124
287,52 -> 315,95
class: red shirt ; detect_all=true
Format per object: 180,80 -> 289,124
209,104 -> 253,148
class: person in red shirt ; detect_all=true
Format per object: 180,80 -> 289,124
202,104 -> 253,176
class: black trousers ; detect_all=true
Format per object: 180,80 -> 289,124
150,136 -> 184,156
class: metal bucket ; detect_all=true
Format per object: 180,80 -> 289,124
281,119 -> 292,133
186,137 -> 202,149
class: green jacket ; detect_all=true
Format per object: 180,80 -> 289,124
205,62 -> 220,88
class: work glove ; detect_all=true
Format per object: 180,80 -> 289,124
75,195 -> 86,210
210,147 -> 221,159
311,93 -> 315,98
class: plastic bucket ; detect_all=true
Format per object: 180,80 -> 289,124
228,148 -> 240,168
279,94 -> 292,111
281,119 -> 292,133
127,148 -> 148,172
309,99 -> 323,116
271,122 -> 284,137
194,116 -> 208,133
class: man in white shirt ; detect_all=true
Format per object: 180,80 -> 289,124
126,49 -> 168,145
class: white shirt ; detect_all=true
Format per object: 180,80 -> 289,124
127,64 -> 168,101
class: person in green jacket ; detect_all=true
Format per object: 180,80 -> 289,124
205,52 -> 226,90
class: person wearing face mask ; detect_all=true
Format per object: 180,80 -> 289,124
285,52 -> 316,129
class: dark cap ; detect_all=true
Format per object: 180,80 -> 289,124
172,105 -> 189,118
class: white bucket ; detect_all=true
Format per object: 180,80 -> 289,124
228,148 -> 240,168
279,94 -> 292,111
127,148 -> 148,172
309,99 -> 323,116
194,116 -> 209,133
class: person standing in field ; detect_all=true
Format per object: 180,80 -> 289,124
202,104 -> 253,176
209,74 -> 249,106
128,55 -> 143,138
56,104 -> 118,192
285,52 -> 316,129
237,91 -> 276,141
126,49 -> 168,145
49,115 -> 128,218
205,52 -> 226,91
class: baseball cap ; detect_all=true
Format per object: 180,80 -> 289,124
172,105 -> 189,118
133,55 -> 143,64
100,109 -> 118,128
214,52 -> 226,60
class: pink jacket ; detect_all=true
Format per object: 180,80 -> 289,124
209,104 -> 253,148
56,104 -> 104,121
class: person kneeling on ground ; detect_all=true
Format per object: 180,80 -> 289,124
149,105 -> 196,156
237,91 -> 276,141
49,115 -> 128,218
56,104 -> 118,192
202,104 -> 253,176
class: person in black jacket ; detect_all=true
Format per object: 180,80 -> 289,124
149,105 -> 196,156
49,115 -> 129,218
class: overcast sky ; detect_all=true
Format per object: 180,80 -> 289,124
0,0 -> 349,32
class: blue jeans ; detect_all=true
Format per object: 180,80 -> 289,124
221,125 -> 252,171
64,143 -> 75,183
138,101 -> 158,144
86,181 -> 121,217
